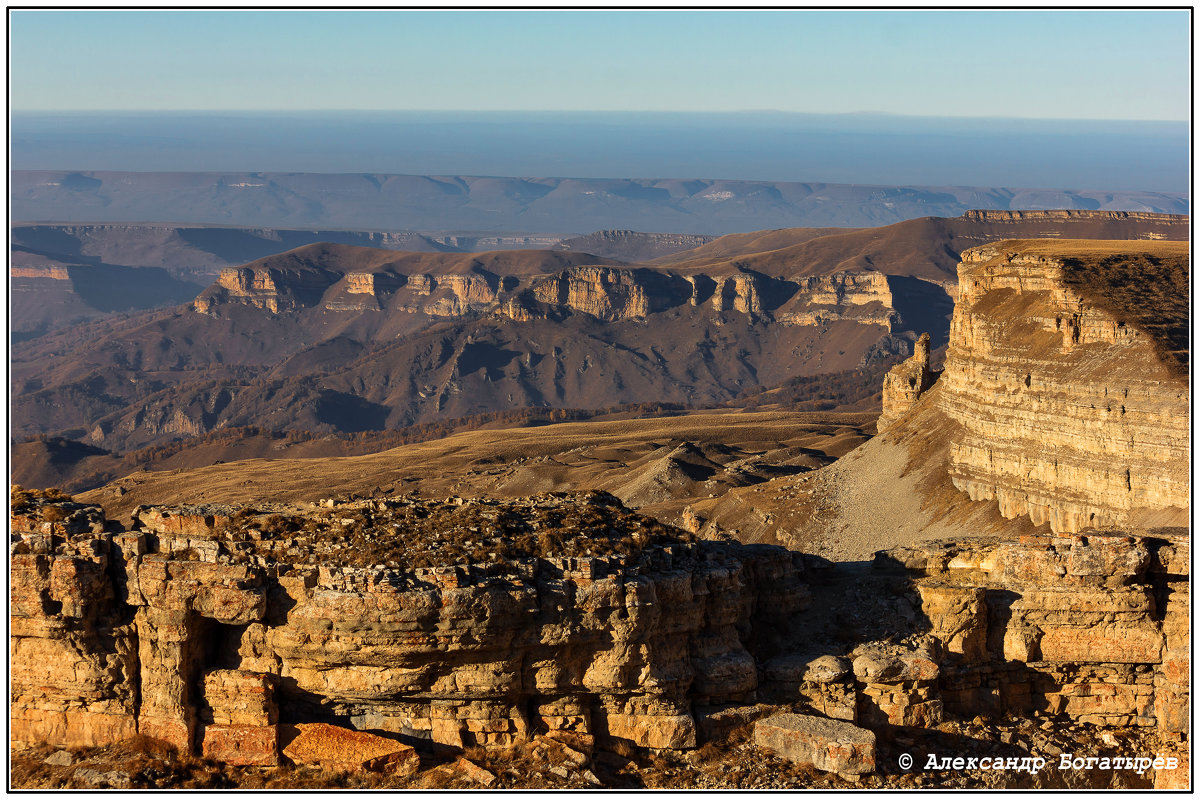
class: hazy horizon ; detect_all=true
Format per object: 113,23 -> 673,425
11,111 -> 1188,194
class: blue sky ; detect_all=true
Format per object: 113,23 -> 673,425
9,9 -> 1191,120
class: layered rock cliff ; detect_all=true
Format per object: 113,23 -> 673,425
934,240 -> 1189,533
700,238 -> 1189,556
877,333 -> 937,430
959,209 -> 1185,236
192,243 -> 934,333
554,230 -> 717,262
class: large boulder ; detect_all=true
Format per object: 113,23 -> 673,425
753,713 -> 875,775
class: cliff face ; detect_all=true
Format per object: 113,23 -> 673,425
959,209 -> 1185,234
877,333 -> 937,431
884,532 -> 1189,767
704,237 -> 1190,558
192,244 -> 932,333
933,240 -> 1189,533
554,230 -> 717,262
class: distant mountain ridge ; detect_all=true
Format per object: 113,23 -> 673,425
13,171 -> 1188,233
11,210 -> 1188,467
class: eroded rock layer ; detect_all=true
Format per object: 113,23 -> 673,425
877,333 -> 938,431
193,243 -> 930,332
10,488 -> 1189,787
935,240 -> 1188,533
11,490 -> 808,756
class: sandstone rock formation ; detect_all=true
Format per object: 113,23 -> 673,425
11,485 -> 1189,788
877,332 -> 937,431
192,242 -> 932,333
939,240 -> 1188,533
702,238 -> 1190,550
554,230 -> 717,262
10,489 -> 809,761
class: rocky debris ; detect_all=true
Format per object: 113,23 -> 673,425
14,711 -> 1180,789
215,490 -> 696,571
71,767 -> 132,789
281,723 -> 420,775
753,713 -> 876,775
451,757 -> 499,787
532,734 -> 590,769
43,750 -> 74,767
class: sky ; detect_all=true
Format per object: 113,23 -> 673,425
8,8 -> 1191,121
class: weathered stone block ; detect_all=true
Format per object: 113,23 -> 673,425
603,712 -> 697,750
282,723 -> 420,775
753,713 -> 875,775
852,646 -> 938,683
1035,626 -> 1162,664
204,669 -> 277,726
201,724 -> 279,766
138,715 -> 192,753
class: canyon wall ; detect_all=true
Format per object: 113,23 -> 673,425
879,239 -> 1188,533
194,250 -> 934,333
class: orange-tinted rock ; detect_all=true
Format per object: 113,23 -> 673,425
203,670 -> 277,727
602,713 -> 697,750
878,332 -> 936,431
282,723 -> 420,775
453,757 -> 499,787
201,724 -> 279,766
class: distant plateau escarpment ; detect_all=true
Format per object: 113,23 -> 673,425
13,170 -> 1189,232
10,212 -> 1189,489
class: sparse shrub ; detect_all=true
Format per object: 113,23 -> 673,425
41,506 -> 69,523
612,739 -> 637,760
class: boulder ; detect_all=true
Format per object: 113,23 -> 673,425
753,713 -> 875,775
201,724 -> 279,767
282,723 -> 420,775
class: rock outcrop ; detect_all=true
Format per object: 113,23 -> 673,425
554,230 -> 717,262
11,487 -> 1189,789
937,240 -> 1189,533
10,490 -> 809,759
958,209 -> 1186,237
881,531 -> 1188,734
192,243 -> 937,334
877,332 -> 937,431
